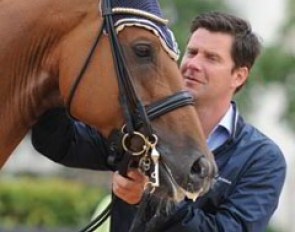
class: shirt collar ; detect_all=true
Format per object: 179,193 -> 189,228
218,104 -> 234,135
207,104 -> 234,140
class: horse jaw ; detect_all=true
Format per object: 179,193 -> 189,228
129,193 -> 177,232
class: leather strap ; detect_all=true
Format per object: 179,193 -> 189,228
146,91 -> 194,120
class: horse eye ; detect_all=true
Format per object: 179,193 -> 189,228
133,43 -> 153,58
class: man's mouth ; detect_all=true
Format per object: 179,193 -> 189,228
184,75 -> 204,84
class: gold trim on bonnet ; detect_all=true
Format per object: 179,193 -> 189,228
112,7 -> 169,25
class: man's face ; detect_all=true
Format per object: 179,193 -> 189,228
180,28 -> 246,106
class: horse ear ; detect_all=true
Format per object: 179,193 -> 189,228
232,66 -> 248,89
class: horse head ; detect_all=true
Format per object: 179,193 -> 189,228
58,0 -> 217,200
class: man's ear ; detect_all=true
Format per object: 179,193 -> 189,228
232,66 -> 249,89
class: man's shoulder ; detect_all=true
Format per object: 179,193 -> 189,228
216,117 -> 286,187
236,118 -> 285,163
239,119 -> 279,147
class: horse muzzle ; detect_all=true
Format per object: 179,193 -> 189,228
185,154 -> 218,199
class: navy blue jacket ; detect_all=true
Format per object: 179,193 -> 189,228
31,107 -> 286,232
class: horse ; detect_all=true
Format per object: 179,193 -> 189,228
0,0 -> 217,231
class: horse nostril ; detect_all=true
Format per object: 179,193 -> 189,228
191,160 -> 202,175
191,156 -> 209,178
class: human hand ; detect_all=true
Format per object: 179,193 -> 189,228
112,168 -> 148,204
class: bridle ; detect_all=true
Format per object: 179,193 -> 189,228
65,0 -> 194,231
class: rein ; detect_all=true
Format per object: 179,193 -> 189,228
65,0 -> 194,231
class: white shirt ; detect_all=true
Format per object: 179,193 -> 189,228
207,104 -> 234,151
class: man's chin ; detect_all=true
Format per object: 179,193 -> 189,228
184,84 -> 199,97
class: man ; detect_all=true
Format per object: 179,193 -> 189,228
32,11 -> 286,232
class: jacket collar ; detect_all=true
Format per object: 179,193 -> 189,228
212,101 -> 240,154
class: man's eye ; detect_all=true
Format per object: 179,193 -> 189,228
186,50 -> 197,57
207,55 -> 219,62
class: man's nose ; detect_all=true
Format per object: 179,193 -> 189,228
186,55 -> 202,70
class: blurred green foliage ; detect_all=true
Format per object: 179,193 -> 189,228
235,44 -> 295,116
0,176 -> 278,231
0,177 -> 105,229
241,0 -> 295,126
251,45 -> 295,123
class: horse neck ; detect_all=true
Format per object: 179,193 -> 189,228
0,0 -> 100,167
